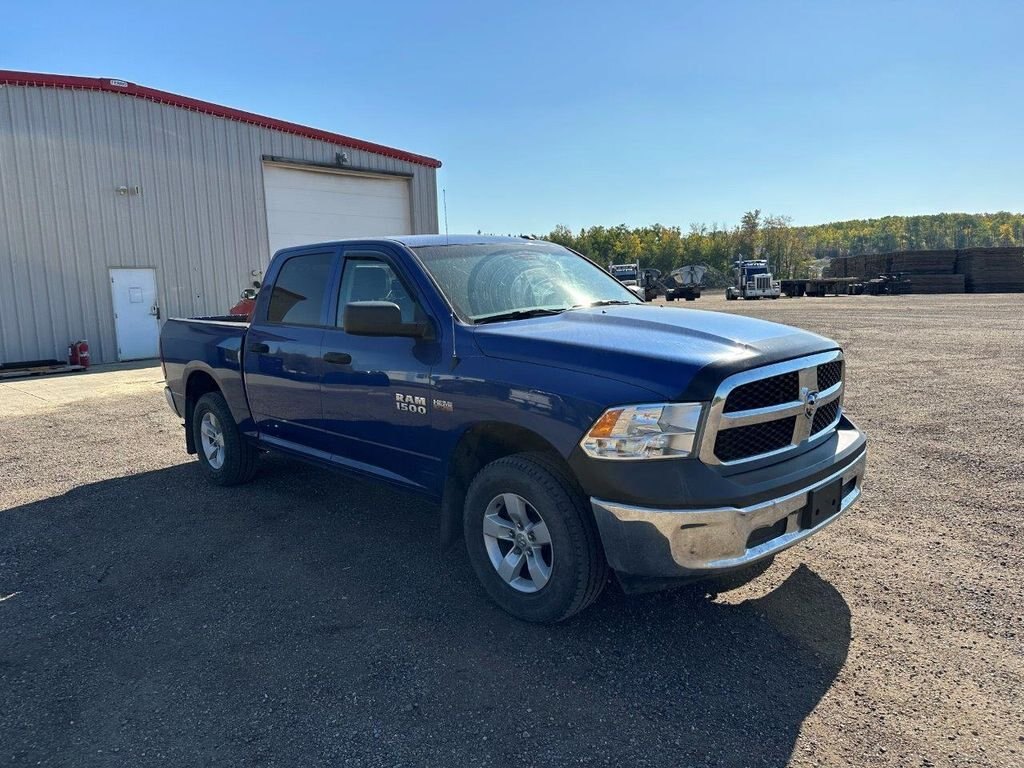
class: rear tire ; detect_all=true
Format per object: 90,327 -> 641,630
463,453 -> 608,622
192,392 -> 258,486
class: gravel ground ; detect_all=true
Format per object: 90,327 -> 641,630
1,293 -> 1021,767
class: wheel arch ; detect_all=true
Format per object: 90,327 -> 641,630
439,421 -> 575,551
183,369 -> 222,454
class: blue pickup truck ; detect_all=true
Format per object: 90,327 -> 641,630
160,235 -> 866,622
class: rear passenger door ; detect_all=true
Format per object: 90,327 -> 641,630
319,246 -> 441,490
244,248 -> 339,454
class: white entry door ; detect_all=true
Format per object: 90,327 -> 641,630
110,268 -> 160,361
262,164 -> 413,256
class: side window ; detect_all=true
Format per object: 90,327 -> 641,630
336,254 -> 423,327
266,252 -> 333,325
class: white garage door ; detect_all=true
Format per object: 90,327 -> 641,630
262,164 -> 412,256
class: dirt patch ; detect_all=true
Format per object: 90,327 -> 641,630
1,294 -> 1021,766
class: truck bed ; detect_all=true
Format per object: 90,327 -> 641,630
176,315 -> 251,324
160,316 -> 252,431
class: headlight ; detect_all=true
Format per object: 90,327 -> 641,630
579,402 -> 704,460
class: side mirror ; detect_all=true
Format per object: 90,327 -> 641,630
344,301 -> 430,338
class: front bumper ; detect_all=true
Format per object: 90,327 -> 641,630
590,446 -> 866,579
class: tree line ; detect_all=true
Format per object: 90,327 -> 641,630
539,211 -> 1024,280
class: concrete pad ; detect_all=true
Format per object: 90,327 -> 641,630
0,361 -> 165,419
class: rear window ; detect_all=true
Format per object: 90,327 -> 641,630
266,253 -> 333,325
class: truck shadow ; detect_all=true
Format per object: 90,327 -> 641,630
1,455 -> 851,767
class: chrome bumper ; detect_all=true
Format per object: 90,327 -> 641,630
164,386 -> 182,418
591,451 -> 866,578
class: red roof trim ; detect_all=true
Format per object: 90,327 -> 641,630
0,70 -> 442,169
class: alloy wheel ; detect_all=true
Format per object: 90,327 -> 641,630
199,411 -> 226,470
482,493 -> 553,593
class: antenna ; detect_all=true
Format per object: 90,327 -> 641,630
442,188 -> 450,246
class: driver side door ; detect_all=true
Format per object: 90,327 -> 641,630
319,246 -> 442,491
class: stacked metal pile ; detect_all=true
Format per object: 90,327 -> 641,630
954,247 -> 1024,292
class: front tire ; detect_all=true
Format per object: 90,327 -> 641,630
192,392 -> 258,486
463,453 -> 608,622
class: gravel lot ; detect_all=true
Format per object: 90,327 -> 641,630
1,294 -> 1021,767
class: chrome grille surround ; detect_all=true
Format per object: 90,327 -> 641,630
698,350 -> 844,466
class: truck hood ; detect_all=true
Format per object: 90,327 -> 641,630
471,304 -> 838,401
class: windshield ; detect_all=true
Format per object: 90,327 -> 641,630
411,242 -> 641,321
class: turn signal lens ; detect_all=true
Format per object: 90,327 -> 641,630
587,408 -> 624,438
580,403 -> 704,460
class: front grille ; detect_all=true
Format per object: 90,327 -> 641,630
714,417 -> 796,462
811,399 -> 840,434
702,352 -> 846,465
817,361 -> 843,391
723,371 -> 799,413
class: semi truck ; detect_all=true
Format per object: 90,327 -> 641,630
160,235 -> 866,622
607,262 -> 647,300
726,259 -> 782,300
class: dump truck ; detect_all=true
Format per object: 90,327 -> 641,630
663,265 -> 706,301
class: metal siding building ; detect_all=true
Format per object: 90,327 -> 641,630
0,71 -> 440,365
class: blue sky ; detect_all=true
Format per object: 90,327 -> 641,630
4,1 -> 1021,233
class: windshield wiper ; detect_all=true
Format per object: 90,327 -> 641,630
572,299 -> 637,309
474,308 -> 568,325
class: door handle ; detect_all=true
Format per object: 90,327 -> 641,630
323,351 -> 352,365
248,342 -> 270,354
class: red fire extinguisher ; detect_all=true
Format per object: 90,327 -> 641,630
77,340 -> 91,369
68,340 -> 91,368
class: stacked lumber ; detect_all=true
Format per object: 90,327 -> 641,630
863,252 -> 892,278
955,247 -> 1024,292
892,250 -> 956,274
904,274 -> 965,294
837,247 -> 1023,292
0,363 -> 84,379
845,255 -> 867,279
823,257 -> 848,278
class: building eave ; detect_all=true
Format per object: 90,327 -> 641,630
0,69 -> 442,169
